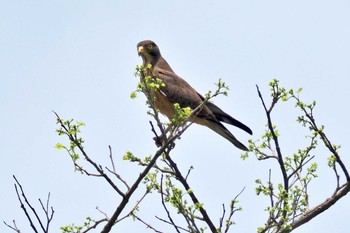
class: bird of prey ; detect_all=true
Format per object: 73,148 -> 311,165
137,40 -> 252,151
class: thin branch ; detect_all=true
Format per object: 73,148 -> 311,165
134,215 -> 164,233
96,207 -> 109,220
291,96 -> 350,181
155,216 -> 191,232
6,177 -> 54,233
165,154 -> 217,233
287,155 -> 315,180
100,138 -> 177,233
332,165 -> 341,191
160,174 -> 181,233
290,182 -> 350,231
149,121 -> 160,138
185,166 -> 193,181
106,146 -> 131,195
13,176 -> 40,233
81,218 -> 108,233
108,145 -> 116,173
73,163 -> 102,177
130,189 -> 150,217
268,169 -> 275,215
223,187 -> 245,233
105,167 -> 130,190
315,126 -> 349,181
256,85 -> 289,220
54,111 -> 126,198
218,204 -> 226,231
38,193 -> 54,232
3,220 -> 21,233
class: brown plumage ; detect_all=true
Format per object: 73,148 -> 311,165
137,40 -> 252,151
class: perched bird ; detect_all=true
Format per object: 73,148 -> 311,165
137,40 -> 252,151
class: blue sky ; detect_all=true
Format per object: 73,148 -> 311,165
1,1 -> 350,232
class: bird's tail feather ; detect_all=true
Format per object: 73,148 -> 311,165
205,101 -> 253,135
206,120 -> 249,151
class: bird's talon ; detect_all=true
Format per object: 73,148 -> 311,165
153,136 -> 164,147
153,135 -> 175,149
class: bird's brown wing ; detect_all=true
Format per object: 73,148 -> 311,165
154,68 -> 209,112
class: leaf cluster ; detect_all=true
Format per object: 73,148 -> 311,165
55,118 -> 85,166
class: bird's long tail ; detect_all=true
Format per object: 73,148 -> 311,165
206,119 -> 249,151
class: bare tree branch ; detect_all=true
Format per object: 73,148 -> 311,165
290,182 -> 350,231
106,146 -> 130,190
7,176 -> 54,233
13,176 -> 40,233
38,193 -> 54,232
3,220 -> 21,233
155,216 -> 191,233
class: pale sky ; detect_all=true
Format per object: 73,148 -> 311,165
1,1 -> 350,232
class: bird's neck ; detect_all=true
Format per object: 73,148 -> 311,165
156,56 -> 174,73
142,54 -> 174,73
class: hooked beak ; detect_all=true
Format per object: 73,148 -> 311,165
138,46 -> 144,55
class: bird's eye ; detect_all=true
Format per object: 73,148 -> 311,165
148,44 -> 153,49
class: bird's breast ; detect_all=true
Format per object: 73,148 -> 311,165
153,90 -> 176,120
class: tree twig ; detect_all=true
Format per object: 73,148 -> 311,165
290,182 -> 350,231
13,176 -> 40,233
100,138 -> 178,233
54,111 -> 126,198
165,153 -> 217,233
3,220 -> 21,233
256,85 -> 289,221
160,174 -> 181,233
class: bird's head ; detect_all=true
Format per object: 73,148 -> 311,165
137,40 -> 161,66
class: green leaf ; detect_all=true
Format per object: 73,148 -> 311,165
123,151 -> 134,160
55,143 -> 65,149
130,91 -> 137,99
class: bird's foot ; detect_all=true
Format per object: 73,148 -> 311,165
153,135 -> 175,149
153,135 -> 164,147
